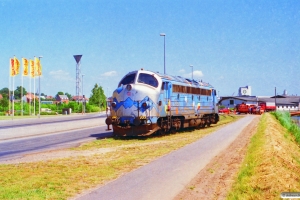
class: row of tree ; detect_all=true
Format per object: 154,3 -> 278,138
0,86 -> 70,100
0,83 -> 107,113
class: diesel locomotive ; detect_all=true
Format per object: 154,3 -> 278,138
105,69 -> 219,136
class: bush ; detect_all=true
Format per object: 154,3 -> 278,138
40,112 -> 57,115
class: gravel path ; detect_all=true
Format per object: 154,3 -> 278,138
174,115 -> 260,199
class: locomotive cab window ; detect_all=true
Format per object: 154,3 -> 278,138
161,82 -> 167,90
137,73 -> 158,88
118,73 -> 136,87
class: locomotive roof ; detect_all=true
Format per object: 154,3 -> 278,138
136,69 -> 214,89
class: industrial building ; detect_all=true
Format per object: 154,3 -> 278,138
218,86 -> 300,111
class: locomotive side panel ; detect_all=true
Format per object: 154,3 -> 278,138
169,84 -> 216,117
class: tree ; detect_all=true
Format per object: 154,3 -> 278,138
0,88 -> 9,101
98,86 -> 106,108
0,87 -> 9,96
0,98 -> 9,111
89,83 -> 106,108
14,86 -> 27,99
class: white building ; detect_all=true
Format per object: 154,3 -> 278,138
238,86 -> 251,96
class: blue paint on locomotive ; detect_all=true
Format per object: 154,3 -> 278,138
112,96 -> 156,113
116,86 -> 123,94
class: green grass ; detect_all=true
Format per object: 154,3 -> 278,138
0,114 -> 241,200
227,114 -> 267,199
227,113 -> 300,199
272,111 -> 300,144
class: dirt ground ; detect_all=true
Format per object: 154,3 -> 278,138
174,115 -> 261,200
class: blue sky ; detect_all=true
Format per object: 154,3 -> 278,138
1,0 -> 299,97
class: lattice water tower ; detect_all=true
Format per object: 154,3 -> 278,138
74,55 -> 82,100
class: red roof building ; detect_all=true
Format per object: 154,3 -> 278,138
22,93 -> 38,103
72,96 -> 89,102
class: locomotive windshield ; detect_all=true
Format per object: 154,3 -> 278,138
137,73 -> 158,88
118,73 -> 136,87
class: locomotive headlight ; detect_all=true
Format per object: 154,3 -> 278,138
126,84 -> 132,91
111,102 -> 117,108
142,102 -> 148,108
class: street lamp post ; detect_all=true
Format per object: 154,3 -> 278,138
275,87 -> 277,111
190,65 -> 193,80
82,74 -> 85,114
160,33 -> 166,74
38,56 -> 43,118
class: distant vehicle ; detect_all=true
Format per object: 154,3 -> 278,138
259,102 -> 276,112
252,106 -> 264,115
219,108 -> 230,114
236,101 -> 276,114
236,102 -> 249,114
41,108 -> 52,113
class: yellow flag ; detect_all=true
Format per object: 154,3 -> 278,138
30,59 -> 35,77
10,58 -> 16,76
14,57 -> 20,75
34,57 -> 42,76
22,58 -> 29,76
39,62 -> 42,76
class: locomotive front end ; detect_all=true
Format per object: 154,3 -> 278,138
105,70 -> 161,136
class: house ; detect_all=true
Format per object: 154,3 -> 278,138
0,94 -> 3,100
56,95 -> 69,104
72,95 -> 89,103
22,93 -> 37,103
46,95 -> 54,100
22,93 -> 46,103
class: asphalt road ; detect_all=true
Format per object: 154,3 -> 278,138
0,113 -> 113,162
75,115 -> 257,200
0,113 -> 102,129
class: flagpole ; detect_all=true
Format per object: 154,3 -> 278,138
21,58 -> 23,116
9,58 -> 11,119
12,56 -> 16,120
34,56 -> 36,116
38,56 -> 42,119
13,75 -> 14,120
30,59 -> 34,116
29,72 -> 31,116
34,75 -> 35,116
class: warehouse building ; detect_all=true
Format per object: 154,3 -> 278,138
218,86 -> 300,111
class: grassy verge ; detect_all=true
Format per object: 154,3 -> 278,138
272,111 -> 300,144
227,113 -> 300,199
0,115 -> 241,200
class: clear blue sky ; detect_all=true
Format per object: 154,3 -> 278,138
1,0 -> 299,97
